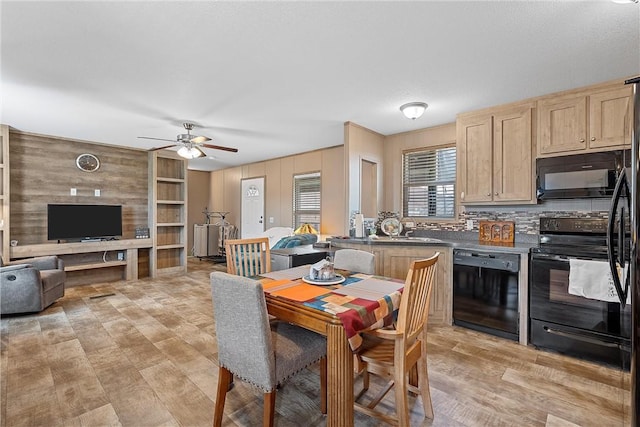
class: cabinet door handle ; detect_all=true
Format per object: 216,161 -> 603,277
591,137 -> 596,141
579,138 -> 585,142
495,192 -> 499,196
486,193 -> 491,197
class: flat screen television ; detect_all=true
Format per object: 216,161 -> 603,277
47,204 -> 122,241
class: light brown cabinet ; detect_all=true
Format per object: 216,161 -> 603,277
538,85 -> 632,156
149,151 -> 188,276
331,242 -> 452,325
457,103 -> 535,205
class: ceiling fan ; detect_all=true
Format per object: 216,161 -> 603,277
138,122 -> 238,159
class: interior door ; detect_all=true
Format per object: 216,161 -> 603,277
241,177 -> 265,238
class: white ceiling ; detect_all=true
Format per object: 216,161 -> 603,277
1,1 -> 639,171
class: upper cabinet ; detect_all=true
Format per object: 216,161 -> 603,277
538,85 -> 632,157
457,103 -> 535,205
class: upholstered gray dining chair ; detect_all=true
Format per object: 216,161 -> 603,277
210,271 -> 327,427
333,249 -> 375,274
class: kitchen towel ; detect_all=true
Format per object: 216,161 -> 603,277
568,258 -> 631,304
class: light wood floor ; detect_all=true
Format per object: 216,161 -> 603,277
1,258 -> 631,426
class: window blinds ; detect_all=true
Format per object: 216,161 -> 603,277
402,147 -> 456,218
293,172 -> 321,230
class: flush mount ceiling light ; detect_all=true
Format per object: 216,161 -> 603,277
611,0 -> 638,3
177,145 -> 206,159
400,102 -> 428,120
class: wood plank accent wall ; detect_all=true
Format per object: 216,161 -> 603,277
9,130 -> 149,245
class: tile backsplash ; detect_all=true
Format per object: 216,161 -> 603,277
405,198 -> 611,235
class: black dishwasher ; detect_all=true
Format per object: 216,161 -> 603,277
453,249 -> 520,341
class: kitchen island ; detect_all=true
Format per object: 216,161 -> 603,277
329,234 -> 535,345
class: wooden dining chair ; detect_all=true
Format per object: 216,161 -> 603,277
210,272 -> 327,427
354,253 -> 439,426
225,237 -> 272,276
333,249 -> 375,274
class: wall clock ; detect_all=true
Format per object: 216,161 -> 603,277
76,153 -> 100,172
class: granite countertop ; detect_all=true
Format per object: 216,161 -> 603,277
329,230 -> 538,255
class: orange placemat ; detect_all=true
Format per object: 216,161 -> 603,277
260,279 -> 293,292
271,283 -> 332,302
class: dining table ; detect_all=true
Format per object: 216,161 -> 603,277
256,264 -> 405,427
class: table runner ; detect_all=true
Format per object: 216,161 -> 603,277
260,271 -> 403,351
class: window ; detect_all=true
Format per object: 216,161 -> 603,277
293,172 -> 321,231
402,146 -> 456,218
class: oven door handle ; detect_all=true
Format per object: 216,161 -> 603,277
543,326 -> 622,349
531,253 -> 570,262
532,253 -> 615,263
606,166 -> 630,307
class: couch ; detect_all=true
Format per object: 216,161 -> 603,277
0,256 -> 66,315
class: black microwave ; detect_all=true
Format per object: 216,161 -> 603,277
536,150 -> 629,200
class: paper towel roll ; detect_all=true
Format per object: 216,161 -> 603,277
354,213 -> 364,238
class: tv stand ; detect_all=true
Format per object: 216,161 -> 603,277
9,239 -> 153,286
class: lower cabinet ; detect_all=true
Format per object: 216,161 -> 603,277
332,243 -> 452,325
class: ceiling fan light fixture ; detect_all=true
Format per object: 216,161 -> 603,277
177,146 -> 206,159
400,102 -> 428,120
190,135 -> 211,144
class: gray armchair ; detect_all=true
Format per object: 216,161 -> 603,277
1,256 -> 65,315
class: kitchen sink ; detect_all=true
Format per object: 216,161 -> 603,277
398,237 -> 443,243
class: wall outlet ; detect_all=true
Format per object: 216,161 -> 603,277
117,252 -> 124,261
70,188 -> 77,196
94,189 -> 101,197
269,217 -> 274,224
466,220 -> 474,230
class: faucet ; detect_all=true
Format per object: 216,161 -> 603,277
405,230 -> 414,237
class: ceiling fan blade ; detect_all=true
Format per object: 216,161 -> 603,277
148,144 -> 178,151
189,135 -> 211,144
201,143 -> 238,153
138,136 -> 177,143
